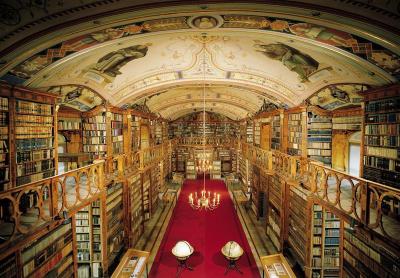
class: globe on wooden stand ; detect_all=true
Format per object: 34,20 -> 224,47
172,240 -> 194,277
221,241 -> 244,275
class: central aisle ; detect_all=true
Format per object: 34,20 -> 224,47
150,179 -> 260,277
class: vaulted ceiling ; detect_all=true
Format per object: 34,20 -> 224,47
0,1 -> 399,119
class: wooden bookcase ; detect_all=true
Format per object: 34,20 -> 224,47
286,183 -> 312,268
21,222 -> 74,278
342,223 -> 400,278
309,204 -> 341,278
82,107 -> 107,161
211,160 -> 221,179
111,112 -> 123,155
0,85 -> 58,189
185,160 -> 196,179
307,106 -> 333,166
284,107 -> 307,157
266,174 -> 284,251
0,96 -> 9,191
142,172 -> 151,221
131,115 -> 141,152
271,111 -> 283,151
127,173 -> 143,247
362,84 -> 400,187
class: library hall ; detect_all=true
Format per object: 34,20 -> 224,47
0,1 -> 399,277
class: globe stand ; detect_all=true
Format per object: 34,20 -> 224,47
176,257 -> 193,278
224,258 -> 243,275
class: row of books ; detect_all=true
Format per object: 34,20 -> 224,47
58,120 -> 80,130
112,113 -> 123,121
365,113 -> 400,123
365,124 -> 399,135
365,146 -> 399,160
83,137 -> 106,144
0,112 -> 8,125
83,123 -> 107,130
364,155 -> 400,172
16,100 -> 52,115
308,149 -> 331,156
332,123 -> 361,130
16,169 -> 54,186
308,122 -> 332,129
16,138 -> 53,151
83,145 -> 107,152
17,149 -> 53,163
308,130 -> 332,135
83,115 -> 106,124
83,130 -> 106,137
111,121 -> 123,129
332,116 -> 362,124
15,126 -> 53,138
363,166 -> 400,187
16,159 -> 54,176
16,115 -> 53,126
0,97 -> 8,111
364,135 -> 399,147
365,97 -> 400,113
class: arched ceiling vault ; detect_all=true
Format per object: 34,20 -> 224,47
0,2 -> 399,119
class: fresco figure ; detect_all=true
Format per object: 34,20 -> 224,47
92,45 -> 148,77
254,43 -> 319,82
289,23 -> 355,47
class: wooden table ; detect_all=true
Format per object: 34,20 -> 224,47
111,249 -> 150,278
260,253 -> 296,278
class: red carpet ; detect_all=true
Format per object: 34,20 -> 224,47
149,179 -> 260,277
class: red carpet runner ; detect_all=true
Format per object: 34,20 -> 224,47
149,179 -> 260,277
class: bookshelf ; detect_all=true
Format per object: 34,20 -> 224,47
15,99 -> 56,186
76,205 -> 91,277
363,86 -> 400,187
150,167 -> 160,216
271,114 -> 281,150
287,185 -> 311,267
310,204 -> 340,278
128,173 -> 143,247
266,174 -> 282,251
106,182 -> 125,271
285,108 -> 306,156
142,173 -> 151,221
131,116 -> 140,152
82,113 -> 107,161
91,199 -> 102,277
211,160 -> 221,179
254,120 -> 261,146
111,113 -> 123,155
246,121 -> 253,144
186,160 -> 196,179
0,253 -> 17,278
58,117 -> 81,131
22,222 -> 74,278
343,223 -> 400,278
0,96 -> 9,191
307,108 -> 332,166
155,122 -> 163,145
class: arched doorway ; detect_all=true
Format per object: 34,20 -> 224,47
348,131 -> 361,177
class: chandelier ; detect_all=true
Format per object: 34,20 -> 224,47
188,34 -> 220,211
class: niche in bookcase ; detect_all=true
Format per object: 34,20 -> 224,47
284,107 -> 307,157
362,84 -> 400,188
309,204 -> 341,278
266,173 -> 284,251
343,222 -> 400,278
111,112 -> 123,154
0,96 -> 9,191
272,110 -> 283,151
127,173 -> 144,247
0,86 -> 59,188
21,222 -> 74,278
286,183 -> 312,268
307,106 -> 333,166
82,106 -> 107,161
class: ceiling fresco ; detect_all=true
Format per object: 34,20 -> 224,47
0,11 -> 398,119
44,85 -> 104,111
307,84 -> 369,111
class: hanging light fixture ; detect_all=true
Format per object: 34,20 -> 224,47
188,34 -> 220,211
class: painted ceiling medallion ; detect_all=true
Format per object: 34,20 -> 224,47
189,15 -> 223,29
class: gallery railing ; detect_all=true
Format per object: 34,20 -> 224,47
177,136 -> 237,147
0,161 -> 104,250
239,141 -> 400,244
